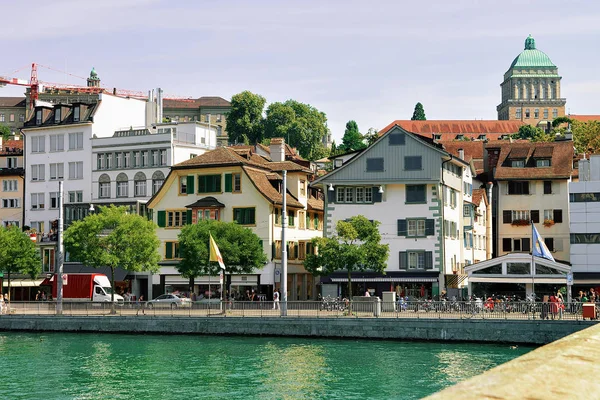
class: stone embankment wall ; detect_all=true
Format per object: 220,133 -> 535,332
0,316 -> 596,344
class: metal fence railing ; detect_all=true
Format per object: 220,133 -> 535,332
1,300 -> 597,321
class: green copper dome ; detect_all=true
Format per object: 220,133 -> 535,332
90,67 -> 98,78
509,35 -> 556,68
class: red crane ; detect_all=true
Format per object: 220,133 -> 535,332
0,62 -> 39,110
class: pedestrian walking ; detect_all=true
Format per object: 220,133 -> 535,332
273,290 -> 280,310
136,295 -> 146,315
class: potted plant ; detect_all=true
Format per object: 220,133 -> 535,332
511,219 -> 530,227
543,219 -> 555,227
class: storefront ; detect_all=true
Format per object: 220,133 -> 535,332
322,272 -> 440,299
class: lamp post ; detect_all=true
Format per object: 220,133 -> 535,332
281,170 -> 288,316
56,181 -> 64,315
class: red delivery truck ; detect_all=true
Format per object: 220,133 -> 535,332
50,273 -> 124,303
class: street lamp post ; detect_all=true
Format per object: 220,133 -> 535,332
56,181 -> 64,315
281,170 -> 288,316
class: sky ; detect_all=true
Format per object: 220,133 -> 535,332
2,0 -> 600,142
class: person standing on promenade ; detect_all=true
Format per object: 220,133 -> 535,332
273,290 -> 280,310
136,295 -> 146,315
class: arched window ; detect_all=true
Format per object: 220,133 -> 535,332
99,174 -> 111,199
134,171 -> 147,197
116,173 -> 128,198
152,170 -> 165,195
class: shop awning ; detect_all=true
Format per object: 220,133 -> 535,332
330,277 -> 438,283
469,277 -> 567,284
3,279 -> 45,287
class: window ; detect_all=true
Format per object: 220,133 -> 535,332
0,113 -> 4,122
9,114 -> 14,122
314,213 -> 321,230
233,207 -> 256,225
511,210 -> 530,221
179,176 -> 187,194
408,251 -> 426,269
133,151 -> 140,167
274,208 -> 282,225
68,132 -> 83,150
534,109 -> 539,119
115,153 -> 123,168
516,108 -> 522,119
300,180 -> 306,196
124,152 -> 130,168
54,108 -> 61,123
166,211 -> 187,227
205,114 -> 210,122
543,109 -> 548,119
35,110 -> 42,125
7,157 -> 17,168
42,248 -> 55,273
345,187 -> 354,203
404,156 -> 422,171
49,163 -> 64,180
30,221 -> 44,232
407,219 -> 426,237
464,204 -> 471,217
99,182 -> 110,198
198,175 -> 221,193
117,181 -> 128,197
164,242 -> 180,260
406,185 -> 426,203
2,180 -> 17,192
153,179 -> 164,195
356,187 -> 364,203
49,192 -> 59,209
544,181 -> 552,194
134,174 -> 147,197
31,136 -> 45,153
151,150 -> 159,166
68,191 -> 83,203
31,193 -> 45,210
544,209 -> 562,223
233,173 -> 242,193
73,106 -> 80,122
337,187 -> 345,203
19,114 -> 24,122
553,108 -> 558,118
2,199 -> 20,208
389,133 -> 405,145
31,164 -> 45,181
525,109 -> 530,119
216,114 -> 222,122
97,154 -> 105,170
536,159 -> 550,167
366,158 -> 384,172
68,162 -> 83,180
142,151 -> 150,167
299,211 -> 306,229
510,159 -> 525,167
160,149 -> 167,166
196,208 -> 219,221
106,153 -> 113,169
50,134 -> 64,152
508,181 -> 529,195
288,210 -> 295,227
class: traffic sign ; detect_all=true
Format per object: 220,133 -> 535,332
566,273 -> 573,286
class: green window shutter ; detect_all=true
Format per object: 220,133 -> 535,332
294,243 -> 299,259
373,187 -> 382,202
165,242 -> 173,259
157,210 -> 166,227
225,174 -> 232,193
249,208 -> 255,224
425,219 -> 435,236
306,212 -> 310,228
186,175 -> 194,194
314,214 -> 319,228
186,209 -> 192,224
397,219 -> 406,236
399,252 -> 407,269
271,242 -> 275,259
198,176 -> 206,193
425,252 -> 433,269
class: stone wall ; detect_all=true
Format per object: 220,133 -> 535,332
0,316 -> 596,345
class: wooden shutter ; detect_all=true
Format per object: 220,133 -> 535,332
426,219 -> 435,236
224,173 -> 233,193
157,210 -> 166,227
522,238 -> 531,252
502,238 -> 512,252
425,251 -> 433,269
165,242 -> 173,259
294,243 -> 299,259
327,189 -> 335,203
399,252 -> 407,269
373,187 -> 382,202
553,209 -> 563,223
271,242 -> 275,259
249,208 -> 256,224
186,209 -> 192,224
503,210 -> 512,224
186,175 -> 194,194
397,219 -> 406,236
531,210 -> 540,223
544,238 -> 554,252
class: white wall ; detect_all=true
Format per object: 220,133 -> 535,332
92,94 -> 147,138
570,179 -> 600,272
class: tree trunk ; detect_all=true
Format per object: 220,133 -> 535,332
110,266 -> 116,314
7,270 -> 11,305
347,269 -> 352,313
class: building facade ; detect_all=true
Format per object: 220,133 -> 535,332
0,98 -> 27,134
0,138 -> 24,228
497,35 -> 566,127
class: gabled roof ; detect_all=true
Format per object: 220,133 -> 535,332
380,120 -> 523,141
243,167 -> 304,208
162,96 -> 231,110
0,97 -> 26,108
486,140 -> 574,180
471,188 -> 488,207
307,196 -> 324,211
175,146 -> 264,169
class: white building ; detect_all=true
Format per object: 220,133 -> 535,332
570,154 -> 600,289
21,95 -> 151,231
91,122 -> 217,213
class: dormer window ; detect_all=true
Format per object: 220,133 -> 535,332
54,108 -> 61,123
73,106 -> 80,122
36,109 -> 42,125
510,159 -> 525,167
536,159 -> 551,167
455,134 -> 464,140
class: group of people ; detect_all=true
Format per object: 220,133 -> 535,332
0,293 -> 9,315
35,291 -> 51,301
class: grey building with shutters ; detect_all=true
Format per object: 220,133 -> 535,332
311,125 -> 478,299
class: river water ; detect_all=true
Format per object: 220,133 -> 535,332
0,332 -> 531,399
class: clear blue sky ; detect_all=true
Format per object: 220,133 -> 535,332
2,0 -> 599,141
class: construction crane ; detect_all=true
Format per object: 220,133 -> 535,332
0,62 -> 39,110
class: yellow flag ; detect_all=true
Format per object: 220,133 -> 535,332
209,233 -> 226,270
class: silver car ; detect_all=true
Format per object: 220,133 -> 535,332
147,294 -> 192,309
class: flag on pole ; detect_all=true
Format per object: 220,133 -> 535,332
209,233 -> 226,270
532,223 -> 555,262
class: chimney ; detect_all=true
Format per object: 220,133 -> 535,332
270,138 -> 285,162
458,148 -> 464,160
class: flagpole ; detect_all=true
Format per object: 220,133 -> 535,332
531,220 -> 535,300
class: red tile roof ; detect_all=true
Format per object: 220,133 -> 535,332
570,115 -> 600,122
486,140 -> 574,180
243,167 -> 304,208
0,97 -> 26,107
380,120 -> 524,141
440,141 -> 485,173
162,96 -> 231,109
472,188 -> 487,207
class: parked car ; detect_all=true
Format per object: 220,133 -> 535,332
146,294 -> 192,309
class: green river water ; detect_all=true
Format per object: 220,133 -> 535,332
0,332 -> 531,400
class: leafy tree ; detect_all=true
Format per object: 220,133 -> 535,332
264,100 -> 328,160
177,220 -> 267,285
411,102 -> 426,121
572,120 -> 600,154
516,124 -> 554,142
226,91 -> 267,144
63,206 -> 161,308
340,120 -> 366,152
0,226 -> 41,302
0,124 -> 11,141
363,128 -> 379,147
551,116 -> 573,128
304,216 -> 389,300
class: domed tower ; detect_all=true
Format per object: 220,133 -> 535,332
87,67 -> 101,88
497,35 -> 566,127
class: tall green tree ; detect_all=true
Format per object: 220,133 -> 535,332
264,100 -> 328,160
551,116 -> 573,128
225,91 -> 267,144
572,120 -> 600,154
177,220 -> 267,283
411,102 -> 426,121
340,120 -> 366,152
0,226 -> 42,302
516,124 -> 554,142
63,206 -> 161,307
304,216 -> 389,300
363,127 -> 379,147
0,124 -> 11,141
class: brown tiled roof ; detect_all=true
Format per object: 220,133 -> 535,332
266,161 -> 312,173
487,141 -> 574,180
472,189 -> 487,206
307,196 -> 324,211
570,115 -> 600,122
507,147 -> 529,159
175,147 -> 264,169
440,141 -> 485,173
243,167 -> 303,208
0,97 -> 26,107
380,120 -> 523,141
163,96 -> 231,110
533,146 -> 554,158
0,139 -> 23,155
